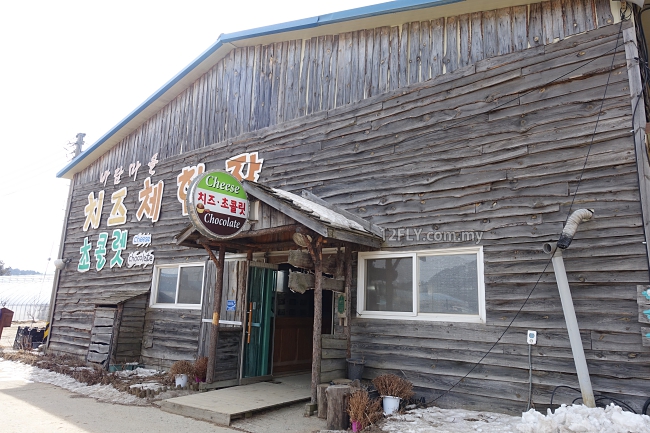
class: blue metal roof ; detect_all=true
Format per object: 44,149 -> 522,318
57,0 -> 463,178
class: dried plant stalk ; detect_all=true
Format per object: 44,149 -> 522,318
194,357 -> 208,382
169,360 -> 195,377
372,374 -> 414,400
347,389 -> 383,430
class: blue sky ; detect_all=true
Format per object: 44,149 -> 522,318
0,0 -> 380,273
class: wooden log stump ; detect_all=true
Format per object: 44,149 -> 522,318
317,383 -> 329,419
326,385 -> 351,430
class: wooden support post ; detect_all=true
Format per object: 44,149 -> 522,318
326,385 -> 351,430
344,245 -> 352,359
203,243 -> 226,384
108,303 -> 124,367
306,235 -> 324,404
317,383 -> 329,419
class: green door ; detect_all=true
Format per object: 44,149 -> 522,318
243,265 -> 276,378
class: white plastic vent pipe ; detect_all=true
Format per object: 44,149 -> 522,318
543,208 -> 595,408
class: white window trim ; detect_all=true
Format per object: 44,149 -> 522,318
357,246 -> 485,323
150,261 -> 206,309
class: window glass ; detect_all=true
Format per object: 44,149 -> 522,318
365,257 -> 413,312
419,254 -> 478,315
157,268 -> 178,304
177,266 -> 203,304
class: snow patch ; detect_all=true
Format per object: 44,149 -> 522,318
272,188 -> 366,232
115,367 -> 160,378
0,358 -> 147,406
517,404 -> 650,433
379,405 -> 650,433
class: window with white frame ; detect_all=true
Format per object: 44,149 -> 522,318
357,247 -> 485,323
151,263 -> 205,308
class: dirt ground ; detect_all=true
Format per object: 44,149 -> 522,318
0,379 -> 236,433
0,326 -> 329,433
0,353 -> 329,433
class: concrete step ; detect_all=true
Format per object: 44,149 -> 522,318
159,374 -> 311,426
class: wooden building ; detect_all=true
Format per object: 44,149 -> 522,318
50,0 -> 650,414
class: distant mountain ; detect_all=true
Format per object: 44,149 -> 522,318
8,268 -> 42,276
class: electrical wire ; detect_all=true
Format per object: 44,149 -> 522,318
428,16 -> 627,409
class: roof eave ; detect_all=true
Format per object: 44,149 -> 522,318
57,0 -> 463,180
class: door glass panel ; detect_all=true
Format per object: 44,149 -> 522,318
365,257 -> 413,312
178,266 -> 203,304
244,266 -> 276,378
157,268 -> 178,303
419,254 -> 478,314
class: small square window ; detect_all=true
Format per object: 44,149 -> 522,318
365,257 -> 413,313
152,263 -> 205,308
418,254 -> 478,315
357,247 -> 485,323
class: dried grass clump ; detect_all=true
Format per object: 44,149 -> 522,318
169,360 -> 195,377
372,374 -> 414,400
194,357 -> 208,382
348,389 -> 383,430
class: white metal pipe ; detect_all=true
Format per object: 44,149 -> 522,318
550,249 -> 596,408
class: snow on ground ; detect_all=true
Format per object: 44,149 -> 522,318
115,367 -> 161,378
379,404 -> 650,433
380,406 -> 522,433
0,358 -> 147,406
518,404 -> 650,433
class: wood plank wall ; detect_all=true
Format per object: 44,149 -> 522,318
114,295 -> 147,364
112,22 -> 645,412
75,0 -> 615,186
50,2 -> 648,408
87,308 -> 116,364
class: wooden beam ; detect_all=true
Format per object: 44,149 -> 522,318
306,236 -> 323,404
288,271 -> 344,293
108,303 -> 124,367
243,181 -> 329,237
327,227 -> 382,248
300,190 -> 385,238
287,250 -> 337,274
203,243 -> 226,384
175,224 -> 196,246
623,26 -> 650,278
344,245 -> 352,359
230,224 -> 301,239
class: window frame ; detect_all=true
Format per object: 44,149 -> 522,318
150,261 -> 206,309
357,246 -> 485,323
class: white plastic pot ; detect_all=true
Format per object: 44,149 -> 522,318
175,374 -> 188,388
382,395 -> 401,415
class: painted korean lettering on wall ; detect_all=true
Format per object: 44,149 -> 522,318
78,153 -> 160,272
77,152 -> 263,271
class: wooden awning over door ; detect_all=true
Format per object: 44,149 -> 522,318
174,182 -> 384,252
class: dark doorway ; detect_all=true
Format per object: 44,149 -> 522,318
272,265 -> 333,375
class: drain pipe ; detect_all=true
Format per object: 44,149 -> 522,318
543,208 -> 596,408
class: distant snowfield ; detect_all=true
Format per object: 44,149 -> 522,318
2,358 -> 649,432
381,404 -> 650,433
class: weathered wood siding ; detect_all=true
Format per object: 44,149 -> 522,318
74,0 -> 615,186
87,307 -> 116,364
198,260 -> 245,380
50,2 -> 650,412
114,295 -> 147,363
321,334 -> 348,383
141,308 -> 201,369
126,22 -> 645,411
